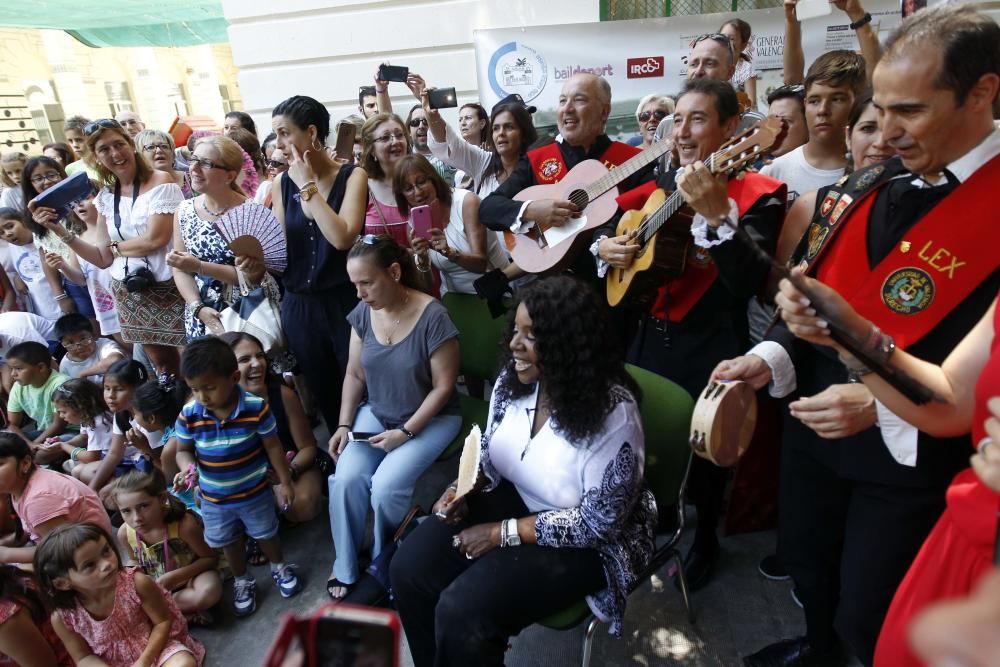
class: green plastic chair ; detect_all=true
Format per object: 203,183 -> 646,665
438,292 -> 508,459
536,363 -> 696,667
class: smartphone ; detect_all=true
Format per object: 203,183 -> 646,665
348,431 -> 379,443
311,605 -> 401,667
427,87 -> 458,110
410,204 -> 439,240
334,123 -> 356,162
796,0 -> 833,21
378,64 -> 409,83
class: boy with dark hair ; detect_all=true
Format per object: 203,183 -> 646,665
5,341 -> 70,462
765,86 -> 809,159
761,50 -> 866,202
173,336 -> 300,617
54,313 -> 124,385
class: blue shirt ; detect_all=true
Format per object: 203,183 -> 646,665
174,385 -> 277,506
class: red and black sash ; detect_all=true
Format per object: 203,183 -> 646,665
803,154 -> 1000,348
650,173 -> 786,322
527,140 -> 640,185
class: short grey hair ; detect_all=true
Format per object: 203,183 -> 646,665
134,129 -> 175,153
635,94 -> 675,121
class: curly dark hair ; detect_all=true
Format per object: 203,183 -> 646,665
496,276 -> 637,443
53,378 -> 111,428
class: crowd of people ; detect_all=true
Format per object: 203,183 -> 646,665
0,1 -> 996,665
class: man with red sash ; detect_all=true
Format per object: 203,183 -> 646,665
596,77 -> 787,591
713,6 -> 1000,665
478,72 -> 655,283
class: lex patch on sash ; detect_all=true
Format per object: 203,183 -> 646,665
803,154 -> 1000,349
526,140 -> 640,184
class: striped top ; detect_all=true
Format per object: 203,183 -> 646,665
174,385 -> 277,506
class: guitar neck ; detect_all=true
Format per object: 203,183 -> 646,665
584,141 -> 672,200
640,153 -> 720,242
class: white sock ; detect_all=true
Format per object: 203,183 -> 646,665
236,573 -> 253,583
270,561 -> 285,572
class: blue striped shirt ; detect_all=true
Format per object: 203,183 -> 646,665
174,385 -> 277,506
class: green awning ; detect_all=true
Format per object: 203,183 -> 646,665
0,1 -> 229,48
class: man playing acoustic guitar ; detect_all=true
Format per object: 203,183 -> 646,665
596,77 -> 786,592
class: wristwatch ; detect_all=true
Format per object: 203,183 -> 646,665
501,518 -> 521,547
850,12 -> 872,29
299,181 -> 319,202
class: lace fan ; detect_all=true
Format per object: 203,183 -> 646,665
453,424 -> 482,500
214,203 -> 287,273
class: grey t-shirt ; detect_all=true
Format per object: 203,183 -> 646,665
347,298 -> 460,429
58,338 -> 124,385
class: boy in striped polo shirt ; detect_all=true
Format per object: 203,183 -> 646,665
173,337 -> 301,617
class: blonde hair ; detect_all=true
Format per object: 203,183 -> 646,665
85,125 -> 154,188
635,94 -> 675,122
194,135 -> 248,196
0,152 -> 27,188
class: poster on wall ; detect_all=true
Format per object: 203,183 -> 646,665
473,0 -> 902,136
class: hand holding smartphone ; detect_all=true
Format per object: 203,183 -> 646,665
427,87 -> 458,110
378,64 -> 409,83
410,203 -> 441,240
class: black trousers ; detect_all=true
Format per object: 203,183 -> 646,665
389,482 -> 606,667
778,431 -> 948,665
281,284 -> 357,431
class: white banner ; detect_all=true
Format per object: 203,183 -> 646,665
473,0 -> 904,129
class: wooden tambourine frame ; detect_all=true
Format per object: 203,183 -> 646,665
689,380 -> 757,467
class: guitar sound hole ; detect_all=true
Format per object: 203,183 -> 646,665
568,189 -> 589,210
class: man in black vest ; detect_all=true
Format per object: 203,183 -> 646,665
714,6 -> 1000,665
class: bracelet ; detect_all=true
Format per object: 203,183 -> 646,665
850,12 -> 872,29
71,447 -> 83,463
399,427 -> 415,439
191,303 -> 205,320
60,231 -> 76,244
54,293 -> 69,301
338,424 -> 352,430
415,260 -> 430,273
109,241 -> 121,258
375,86 -> 387,94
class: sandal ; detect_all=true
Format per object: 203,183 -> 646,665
245,537 -> 267,566
326,577 -> 352,602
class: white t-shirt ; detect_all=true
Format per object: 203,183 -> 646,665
7,243 -> 61,322
83,413 -> 115,453
112,414 -> 164,463
0,311 -> 56,358
78,256 -> 121,336
427,189 -> 510,296
59,338 -> 124,384
94,182 -> 183,282
760,145 -> 845,203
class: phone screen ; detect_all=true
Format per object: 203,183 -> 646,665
349,431 -> 378,443
796,0 -> 833,21
428,87 -> 458,110
313,617 -> 396,667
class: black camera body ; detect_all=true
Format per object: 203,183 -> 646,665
123,265 -> 156,293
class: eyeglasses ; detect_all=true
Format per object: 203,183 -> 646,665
638,110 -> 667,123
408,118 -> 429,128
188,155 -> 222,170
266,159 -> 288,170
359,86 -> 376,96
30,172 -> 63,186
142,143 -> 171,153
62,336 -> 94,350
357,233 -> 391,247
402,177 -> 430,195
374,131 -> 407,144
83,119 -> 124,137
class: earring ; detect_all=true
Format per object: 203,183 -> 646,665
845,151 -> 853,164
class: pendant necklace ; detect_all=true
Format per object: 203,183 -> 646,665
383,290 -> 410,345
200,196 -> 234,218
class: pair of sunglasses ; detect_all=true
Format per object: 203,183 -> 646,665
83,118 -> 124,136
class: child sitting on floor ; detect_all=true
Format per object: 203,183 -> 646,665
54,313 -> 124,385
49,379 -> 114,482
113,470 -> 221,627
4,341 -> 71,463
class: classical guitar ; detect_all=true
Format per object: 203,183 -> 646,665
606,117 -> 787,308
503,140 -> 673,274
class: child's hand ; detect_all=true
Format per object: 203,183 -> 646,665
41,439 -> 63,451
172,466 -> 197,492
276,483 -> 295,513
125,428 -> 151,455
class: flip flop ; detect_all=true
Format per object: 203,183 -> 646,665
326,577 -> 351,602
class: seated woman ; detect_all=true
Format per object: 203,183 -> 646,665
395,154 -> 508,296
390,275 -> 656,666
221,331 -> 329,523
326,234 -> 462,601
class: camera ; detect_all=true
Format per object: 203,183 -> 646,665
123,265 -> 155,293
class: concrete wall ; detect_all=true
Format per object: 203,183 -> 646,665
222,0 -> 599,135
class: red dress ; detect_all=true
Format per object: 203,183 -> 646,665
874,298 -> 1000,667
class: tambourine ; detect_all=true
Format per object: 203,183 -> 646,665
689,380 -> 757,467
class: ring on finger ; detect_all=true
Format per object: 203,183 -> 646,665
465,553 -> 474,560
451,535 -> 462,549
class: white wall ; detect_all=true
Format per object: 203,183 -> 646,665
222,0 -> 598,136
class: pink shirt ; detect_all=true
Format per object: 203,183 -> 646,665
14,468 -> 112,542
365,196 -> 409,248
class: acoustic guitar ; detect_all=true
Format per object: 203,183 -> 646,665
606,117 -> 787,308
503,140 -> 673,275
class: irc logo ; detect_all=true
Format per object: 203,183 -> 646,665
627,56 -> 665,79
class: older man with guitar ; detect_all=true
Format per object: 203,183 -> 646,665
597,77 -> 787,592
477,73 -> 662,287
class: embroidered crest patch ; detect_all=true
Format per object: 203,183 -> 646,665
806,223 -> 829,260
882,267 -> 935,315
689,244 -> 713,267
854,165 -> 885,192
829,194 -> 853,225
820,191 -> 839,217
538,157 -> 563,182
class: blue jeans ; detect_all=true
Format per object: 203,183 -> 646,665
328,405 -> 461,584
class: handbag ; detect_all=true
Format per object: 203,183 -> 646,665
365,505 -> 423,598
218,267 -> 285,353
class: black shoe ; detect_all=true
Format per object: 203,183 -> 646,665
742,637 -> 839,667
758,553 -> 790,581
679,539 -> 719,592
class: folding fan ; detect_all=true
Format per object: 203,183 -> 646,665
213,203 -> 287,273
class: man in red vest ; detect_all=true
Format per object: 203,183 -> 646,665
478,73 -> 654,283
714,6 -> 1000,665
596,77 -> 787,591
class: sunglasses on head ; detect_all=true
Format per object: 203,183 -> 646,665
638,110 -> 667,123
357,233 -> 392,247
691,32 -> 735,57
83,119 -> 124,137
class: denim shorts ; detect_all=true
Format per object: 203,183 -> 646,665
199,491 -> 279,548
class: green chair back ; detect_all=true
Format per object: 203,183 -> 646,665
441,292 -> 507,380
624,364 -> 694,517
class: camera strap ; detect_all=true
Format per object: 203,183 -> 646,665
113,174 -> 151,274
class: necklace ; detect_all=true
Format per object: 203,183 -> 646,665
200,196 -> 235,218
381,289 -> 410,345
